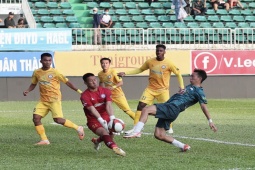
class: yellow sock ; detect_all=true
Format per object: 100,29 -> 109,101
125,110 -> 135,120
64,119 -> 79,130
170,123 -> 173,129
134,111 -> 141,125
35,125 -> 48,141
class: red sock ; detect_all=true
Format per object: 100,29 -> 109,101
96,136 -> 103,143
102,135 -> 117,149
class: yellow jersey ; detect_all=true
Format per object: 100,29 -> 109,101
98,68 -> 124,97
126,57 -> 184,91
31,68 -> 68,102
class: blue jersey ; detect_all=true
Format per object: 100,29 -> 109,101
168,84 -> 207,113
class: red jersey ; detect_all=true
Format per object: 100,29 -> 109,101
80,86 -> 112,122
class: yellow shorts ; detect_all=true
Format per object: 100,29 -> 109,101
139,88 -> 169,105
112,95 -> 132,112
33,101 -> 63,118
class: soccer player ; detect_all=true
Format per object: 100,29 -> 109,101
118,44 -> 185,134
124,69 -> 218,152
23,53 -> 84,145
80,73 -> 126,156
98,57 -> 135,120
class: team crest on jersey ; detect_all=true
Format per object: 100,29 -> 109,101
161,65 -> 166,69
48,74 -> 53,78
108,75 -> 111,79
101,94 -> 106,98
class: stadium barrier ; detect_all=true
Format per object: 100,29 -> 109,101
71,28 -> 255,51
21,0 -> 36,28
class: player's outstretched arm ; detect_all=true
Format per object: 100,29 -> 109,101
66,81 -> 82,94
117,72 -> 126,77
23,83 -> 37,96
200,103 -> 217,132
117,64 -> 147,77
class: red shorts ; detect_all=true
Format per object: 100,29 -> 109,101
87,116 -> 110,134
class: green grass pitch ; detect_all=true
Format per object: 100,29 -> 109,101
0,99 -> 255,170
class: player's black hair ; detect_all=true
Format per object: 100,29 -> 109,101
41,53 -> 52,60
156,44 -> 166,50
83,73 -> 95,82
104,8 -> 109,11
194,69 -> 207,83
100,57 -> 111,64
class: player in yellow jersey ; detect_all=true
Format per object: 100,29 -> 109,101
118,44 -> 185,135
98,58 -> 135,120
23,53 -> 85,145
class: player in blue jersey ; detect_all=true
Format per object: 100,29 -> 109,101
124,69 -> 218,152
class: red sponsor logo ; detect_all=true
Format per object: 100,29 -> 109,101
192,51 -> 255,75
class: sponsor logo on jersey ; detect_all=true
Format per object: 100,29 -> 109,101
94,102 -> 104,107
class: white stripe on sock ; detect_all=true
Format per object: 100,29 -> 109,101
172,139 -> 185,149
133,122 -> 144,133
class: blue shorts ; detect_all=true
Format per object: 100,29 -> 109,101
154,103 -> 180,130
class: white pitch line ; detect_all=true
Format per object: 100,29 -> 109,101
1,107 -> 255,113
142,132 -> 255,147
49,123 -> 255,147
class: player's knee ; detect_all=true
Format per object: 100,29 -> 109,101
32,118 -> 39,123
154,131 -> 164,141
32,117 -> 41,124
53,118 -> 63,124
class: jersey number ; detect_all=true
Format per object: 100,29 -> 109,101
141,96 -> 146,100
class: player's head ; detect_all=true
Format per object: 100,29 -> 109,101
40,53 -> 52,69
100,58 -> 111,70
83,73 -> 97,90
194,69 -> 207,83
156,44 -> 166,60
190,69 -> 207,85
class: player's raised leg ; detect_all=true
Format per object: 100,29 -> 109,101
113,96 -> 135,120
124,104 -> 156,138
125,102 -> 146,134
54,118 -> 84,140
51,101 -> 84,140
124,105 -> 190,152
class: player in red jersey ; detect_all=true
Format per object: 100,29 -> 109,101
80,73 -> 126,156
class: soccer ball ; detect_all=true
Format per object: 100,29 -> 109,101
109,118 -> 125,133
